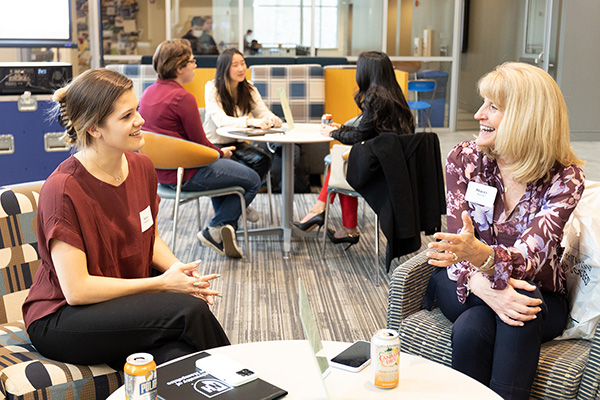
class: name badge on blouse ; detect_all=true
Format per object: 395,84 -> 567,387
140,206 -> 153,232
465,181 -> 498,208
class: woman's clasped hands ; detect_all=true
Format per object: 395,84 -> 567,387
470,274 -> 542,326
162,261 -> 221,305
427,210 -> 542,326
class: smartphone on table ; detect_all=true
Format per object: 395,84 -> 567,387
329,340 -> 371,372
195,354 -> 257,387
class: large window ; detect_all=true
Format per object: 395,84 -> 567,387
253,0 -> 338,49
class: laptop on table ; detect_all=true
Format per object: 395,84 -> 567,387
299,278 -> 332,399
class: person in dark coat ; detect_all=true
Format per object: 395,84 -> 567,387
292,51 -> 415,248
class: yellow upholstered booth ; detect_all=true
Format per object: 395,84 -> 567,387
324,66 -> 409,126
182,68 -> 252,108
395,69 -> 409,97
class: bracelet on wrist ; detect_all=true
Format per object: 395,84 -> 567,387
478,246 -> 495,272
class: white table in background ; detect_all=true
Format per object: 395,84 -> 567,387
107,340 -> 502,399
217,123 -> 332,258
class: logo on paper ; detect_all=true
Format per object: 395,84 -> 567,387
193,379 -> 233,398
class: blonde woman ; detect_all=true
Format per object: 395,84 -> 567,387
22,68 -> 229,367
427,62 -> 585,399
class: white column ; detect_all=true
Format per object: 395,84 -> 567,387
166,0 -> 172,40
449,0 -> 464,131
88,0 -> 101,68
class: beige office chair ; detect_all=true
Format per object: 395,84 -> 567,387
140,130 -> 250,260
320,144 -> 380,286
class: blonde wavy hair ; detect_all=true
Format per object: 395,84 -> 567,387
52,68 -> 133,150
478,62 -> 583,183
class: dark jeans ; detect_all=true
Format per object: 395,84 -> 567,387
168,158 -> 260,228
429,268 -> 568,400
216,141 -> 273,182
28,292 -> 230,368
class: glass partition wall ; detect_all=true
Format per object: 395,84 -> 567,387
77,0 -> 463,130
91,1 -> 390,65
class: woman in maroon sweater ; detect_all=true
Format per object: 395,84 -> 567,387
139,39 -> 260,258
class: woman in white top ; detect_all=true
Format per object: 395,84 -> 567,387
203,48 -> 281,181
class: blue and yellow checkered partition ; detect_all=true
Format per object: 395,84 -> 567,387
250,64 -> 325,124
105,64 -> 327,125
105,64 -> 158,100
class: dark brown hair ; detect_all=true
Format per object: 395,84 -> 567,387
354,51 -> 414,135
214,48 -> 254,116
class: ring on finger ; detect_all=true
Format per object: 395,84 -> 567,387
451,252 -> 458,262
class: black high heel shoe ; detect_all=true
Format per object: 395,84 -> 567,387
292,210 -> 324,232
326,229 -> 360,250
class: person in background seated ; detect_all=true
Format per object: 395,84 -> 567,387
182,16 -> 219,55
199,16 -> 219,55
22,68 -> 230,368
203,48 -> 278,184
181,16 -> 205,56
249,40 -> 262,55
139,39 -> 260,258
293,51 -> 414,248
426,62 -> 585,399
244,29 -> 253,53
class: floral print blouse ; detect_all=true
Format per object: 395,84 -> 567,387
445,141 -> 585,303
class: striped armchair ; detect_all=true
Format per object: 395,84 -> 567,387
387,249 -> 600,400
0,181 -> 123,400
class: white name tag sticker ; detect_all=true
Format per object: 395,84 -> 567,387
140,205 -> 153,232
465,181 -> 498,207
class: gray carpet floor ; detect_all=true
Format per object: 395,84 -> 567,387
156,192 -> 440,345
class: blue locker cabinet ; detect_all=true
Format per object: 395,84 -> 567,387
0,95 -> 71,186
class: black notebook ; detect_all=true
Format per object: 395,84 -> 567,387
157,351 -> 288,400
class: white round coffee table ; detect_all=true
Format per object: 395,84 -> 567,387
107,340 -> 501,399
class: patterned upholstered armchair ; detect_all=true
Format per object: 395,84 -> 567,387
0,182 -> 122,399
387,249 -> 600,400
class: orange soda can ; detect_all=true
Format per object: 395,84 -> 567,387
321,113 -> 333,126
371,329 -> 400,389
125,353 -> 157,400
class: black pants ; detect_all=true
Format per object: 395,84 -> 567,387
217,141 -> 272,182
28,292 -> 230,368
429,268 -> 568,400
